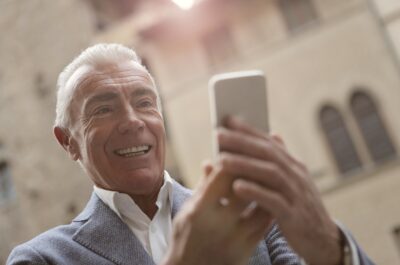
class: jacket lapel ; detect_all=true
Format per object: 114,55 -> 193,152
171,180 -> 192,218
72,193 -> 155,265
248,242 -> 272,265
70,181 -> 192,265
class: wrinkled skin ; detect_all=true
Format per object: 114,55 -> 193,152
54,62 -> 165,217
163,117 -> 342,265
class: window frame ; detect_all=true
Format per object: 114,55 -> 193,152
319,104 -> 364,176
350,89 -> 397,164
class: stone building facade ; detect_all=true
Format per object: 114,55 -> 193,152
0,0 -> 95,262
94,0 -> 400,263
1,0 -> 400,264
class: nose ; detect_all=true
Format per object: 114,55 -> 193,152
118,107 -> 145,134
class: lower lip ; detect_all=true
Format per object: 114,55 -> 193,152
121,151 -> 148,157
116,148 -> 152,158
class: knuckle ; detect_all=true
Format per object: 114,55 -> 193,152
261,141 -> 273,157
267,163 -> 282,179
217,153 -> 229,167
217,152 -> 235,169
216,130 -> 225,144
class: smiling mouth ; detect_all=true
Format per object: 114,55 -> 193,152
114,145 -> 151,157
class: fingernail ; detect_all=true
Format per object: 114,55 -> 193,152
233,179 -> 247,191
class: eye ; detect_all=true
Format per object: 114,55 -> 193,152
137,99 -> 154,109
93,106 -> 113,115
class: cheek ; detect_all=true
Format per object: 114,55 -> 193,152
83,125 -> 110,160
144,111 -> 165,137
153,119 -> 166,159
153,119 -> 166,143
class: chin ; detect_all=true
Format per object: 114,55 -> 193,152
123,171 -> 163,193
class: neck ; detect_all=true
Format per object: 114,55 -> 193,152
130,192 -> 160,219
130,176 -> 165,219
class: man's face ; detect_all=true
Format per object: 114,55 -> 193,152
66,62 -> 165,197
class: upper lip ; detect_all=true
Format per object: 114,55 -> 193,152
114,145 -> 151,155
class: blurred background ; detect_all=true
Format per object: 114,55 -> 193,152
1,0 -> 400,263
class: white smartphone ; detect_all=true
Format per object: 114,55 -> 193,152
209,70 -> 269,156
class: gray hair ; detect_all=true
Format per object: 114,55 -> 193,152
54,43 -> 160,129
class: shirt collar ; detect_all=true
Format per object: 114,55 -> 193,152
93,171 -> 174,221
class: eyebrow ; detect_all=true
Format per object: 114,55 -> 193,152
85,92 -> 118,110
132,87 -> 157,98
83,87 -> 157,112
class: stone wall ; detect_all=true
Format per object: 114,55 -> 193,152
0,0 -> 95,262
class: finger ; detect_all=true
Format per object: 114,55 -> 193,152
210,161 -> 250,217
196,160 -> 214,191
218,152 -> 295,203
218,128 -> 291,171
271,134 -> 286,149
198,165 -> 235,206
198,164 -> 251,218
225,117 -> 297,173
225,117 -> 292,167
247,211 -> 274,243
224,116 -> 268,140
218,128 -> 304,182
213,197 -> 251,226
270,134 -> 307,172
233,179 -> 290,219
218,127 -> 271,159
202,159 -> 213,176
237,207 -> 274,244
223,117 -> 299,166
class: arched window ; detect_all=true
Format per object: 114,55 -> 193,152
350,90 -> 397,163
320,105 -> 362,175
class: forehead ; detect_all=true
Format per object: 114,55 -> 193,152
72,61 -> 157,99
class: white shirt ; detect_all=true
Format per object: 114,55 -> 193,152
94,171 -> 173,264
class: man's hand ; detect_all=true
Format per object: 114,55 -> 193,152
216,117 -> 342,265
162,163 -> 273,265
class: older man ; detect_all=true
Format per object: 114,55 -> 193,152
7,44 -> 375,265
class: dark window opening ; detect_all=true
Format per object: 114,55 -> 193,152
350,90 -> 397,163
320,105 -> 363,175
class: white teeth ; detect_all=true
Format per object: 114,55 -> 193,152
115,145 -> 150,157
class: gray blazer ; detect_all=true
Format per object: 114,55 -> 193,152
7,181 -> 374,265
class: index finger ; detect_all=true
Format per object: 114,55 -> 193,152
224,116 -> 268,140
225,117 -> 287,151
197,165 -> 234,205
222,117 -> 298,165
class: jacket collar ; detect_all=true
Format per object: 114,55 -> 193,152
72,180 -> 191,265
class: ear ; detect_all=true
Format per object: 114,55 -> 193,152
54,126 -> 81,161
